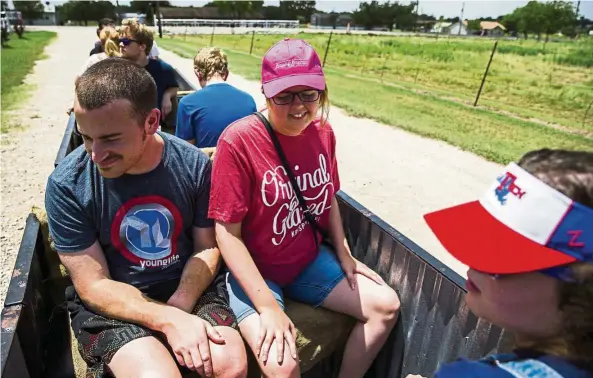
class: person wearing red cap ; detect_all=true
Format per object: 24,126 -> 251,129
208,38 -> 401,378
406,148 -> 593,378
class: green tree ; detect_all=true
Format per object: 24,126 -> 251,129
212,1 -> 263,19
352,1 -> 384,30
57,0 -> 116,26
279,0 -> 316,23
13,0 -> 45,20
542,0 -> 575,40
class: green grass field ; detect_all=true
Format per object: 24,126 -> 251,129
1,31 -> 56,133
159,32 -> 593,164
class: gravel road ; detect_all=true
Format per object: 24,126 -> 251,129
1,26 -> 503,307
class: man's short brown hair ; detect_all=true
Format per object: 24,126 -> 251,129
75,57 -> 157,124
120,18 -> 154,55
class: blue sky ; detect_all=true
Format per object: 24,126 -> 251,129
36,0 -> 593,20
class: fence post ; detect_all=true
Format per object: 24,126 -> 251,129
380,54 -> 389,83
210,25 -> 215,46
250,30 -> 255,55
474,40 -> 498,107
322,31 -> 333,68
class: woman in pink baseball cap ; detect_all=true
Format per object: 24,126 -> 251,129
208,38 -> 400,377
407,148 -> 593,378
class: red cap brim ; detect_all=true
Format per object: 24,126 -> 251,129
423,201 -> 577,274
262,74 -> 326,98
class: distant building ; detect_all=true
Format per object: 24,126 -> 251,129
120,12 -> 147,24
480,21 -> 506,37
431,20 -> 468,35
310,12 -> 354,29
25,3 -> 57,26
449,20 -> 468,35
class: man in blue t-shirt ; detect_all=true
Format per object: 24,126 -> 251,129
119,18 -> 178,123
45,58 -> 247,378
175,47 -> 256,148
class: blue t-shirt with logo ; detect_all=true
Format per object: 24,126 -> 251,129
434,352 -> 592,378
144,59 -> 178,111
175,82 -> 257,148
45,132 -> 212,300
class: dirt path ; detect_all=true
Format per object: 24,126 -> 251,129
0,26 -> 97,308
159,47 -> 504,278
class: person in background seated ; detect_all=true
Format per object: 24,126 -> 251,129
119,18 -> 178,123
209,38 -> 401,378
77,26 -> 120,81
407,149 -> 593,378
175,47 -> 256,148
90,18 -> 114,56
45,58 -> 247,378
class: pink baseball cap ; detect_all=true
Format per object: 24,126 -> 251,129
261,38 -> 326,98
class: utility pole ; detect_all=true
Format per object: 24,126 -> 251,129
415,0 -> 420,32
458,1 -> 465,35
156,0 -> 162,38
574,0 -> 581,38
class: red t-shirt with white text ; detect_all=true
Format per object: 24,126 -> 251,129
208,113 -> 340,286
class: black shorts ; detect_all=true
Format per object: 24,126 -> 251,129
66,273 -> 238,378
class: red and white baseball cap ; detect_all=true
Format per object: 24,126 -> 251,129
261,38 -> 326,98
424,162 -> 592,275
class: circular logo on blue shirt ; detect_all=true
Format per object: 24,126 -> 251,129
111,196 -> 182,266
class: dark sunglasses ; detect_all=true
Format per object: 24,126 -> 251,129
271,90 -> 321,106
119,37 -> 137,46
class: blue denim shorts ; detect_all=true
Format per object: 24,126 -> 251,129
225,243 -> 346,324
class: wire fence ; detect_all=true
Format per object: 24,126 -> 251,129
164,27 -> 593,136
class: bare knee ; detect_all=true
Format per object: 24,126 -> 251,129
370,285 -> 400,324
260,344 -> 300,378
109,336 -> 181,378
210,327 -> 248,378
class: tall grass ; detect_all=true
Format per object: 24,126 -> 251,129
158,37 -> 593,165
171,32 -> 592,131
1,31 -> 56,132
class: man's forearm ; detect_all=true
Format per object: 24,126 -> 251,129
165,87 -> 178,101
79,279 -> 174,332
169,247 -> 221,311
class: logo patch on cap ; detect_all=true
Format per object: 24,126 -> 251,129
495,172 -> 527,205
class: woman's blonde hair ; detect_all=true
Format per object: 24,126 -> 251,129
100,26 -> 120,58
516,149 -> 593,371
194,47 -> 228,81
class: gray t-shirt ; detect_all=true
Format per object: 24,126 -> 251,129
45,132 -> 213,300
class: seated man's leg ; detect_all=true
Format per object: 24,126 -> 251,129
190,274 -> 248,378
109,337 -> 182,378
67,288 -> 180,378
226,273 -> 300,378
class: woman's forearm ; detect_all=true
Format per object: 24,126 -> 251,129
328,196 -> 352,258
216,224 -> 281,313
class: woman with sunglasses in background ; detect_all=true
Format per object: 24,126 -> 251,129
208,38 -> 401,378
407,149 -> 593,378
